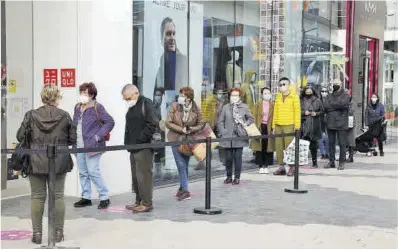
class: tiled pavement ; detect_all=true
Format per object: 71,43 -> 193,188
1,141 -> 397,249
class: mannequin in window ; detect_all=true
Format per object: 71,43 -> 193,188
215,36 -> 230,92
226,50 -> 242,91
241,70 -> 258,113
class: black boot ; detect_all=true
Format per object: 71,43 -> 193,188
379,143 -> 384,157
347,147 -> 354,163
55,229 -> 64,243
324,161 -> 335,169
312,158 -> 318,168
31,232 -> 42,244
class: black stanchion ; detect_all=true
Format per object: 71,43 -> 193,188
193,137 -> 222,215
284,130 -> 308,194
39,144 -> 79,249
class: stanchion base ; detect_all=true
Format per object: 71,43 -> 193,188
37,245 -> 80,249
193,207 -> 223,215
284,188 -> 308,194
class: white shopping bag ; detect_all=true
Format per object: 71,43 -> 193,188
283,138 -> 310,165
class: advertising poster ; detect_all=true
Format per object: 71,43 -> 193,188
143,0 -> 189,117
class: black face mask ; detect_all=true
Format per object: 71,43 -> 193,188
332,85 -> 340,92
305,94 -> 313,98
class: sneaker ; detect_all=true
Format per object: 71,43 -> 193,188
260,167 -> 270,174
175,187 -> 184,197
177,191 -> 191,201
259,168 -> 265,174
98,199 -> 110,209
287,167 -> 294,176
273,166 -> 286,176
74,198 -> 92,208
125,202 -> 140,211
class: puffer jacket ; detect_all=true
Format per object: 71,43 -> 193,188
365,102 -> 385,126
17,105 -> 77,175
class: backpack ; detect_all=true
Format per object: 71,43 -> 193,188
75,102 -> 110,141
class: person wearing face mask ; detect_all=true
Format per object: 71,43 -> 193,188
72,82 -> 115,210
319,87 -> 329,159
217,88 -> 255,184
272,77 -> 301,176
365,93 -> 386,156
300,86 -> 323,168
323,79 -> 351,170
122,84 -> 158,213
166,87 -> 204,201
153,88 -> 166,166
17,85 -> 76,244
250,87 -> 275,174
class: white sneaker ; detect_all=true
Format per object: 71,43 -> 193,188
263,167 -> 270,174
259,168 -> 265,174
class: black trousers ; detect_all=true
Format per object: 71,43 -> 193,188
255,123 -> 273,167
327,129 -> 347,162
309,140 -> 318,161
225,148 -> 243,179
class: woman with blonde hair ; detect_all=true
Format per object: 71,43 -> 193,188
17,84 -> 76,244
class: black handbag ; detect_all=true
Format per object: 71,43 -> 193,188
9,112 -> 32,177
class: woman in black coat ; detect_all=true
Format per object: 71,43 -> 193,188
300,86 -> 324,167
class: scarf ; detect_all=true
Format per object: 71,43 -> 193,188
232,101 -> 246,126
182,102 -> 193,123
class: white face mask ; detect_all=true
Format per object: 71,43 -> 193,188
371,98 -> 378,104
321,92 -> 328,97
216,94 -> 224,100
79,95 -> 89,104
230,96 -> 240,104
263,94 -> 272,101
279,85 -> 288,93
178,96 -> 186,105
127,100 -> 137,108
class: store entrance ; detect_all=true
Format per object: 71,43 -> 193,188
358,36 -> 379,128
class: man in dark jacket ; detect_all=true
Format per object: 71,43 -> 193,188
323,79 -> 351,170
122,84 -> 157,213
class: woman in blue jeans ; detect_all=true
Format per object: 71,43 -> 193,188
166,87 -> 204,201
72,82 -> 115,209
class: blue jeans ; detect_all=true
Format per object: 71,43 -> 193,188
318,132 -> 329,156
171,146 -> 190,192
76,153 -> 109,200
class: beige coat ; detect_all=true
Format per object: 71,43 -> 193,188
249,101 -> 276,152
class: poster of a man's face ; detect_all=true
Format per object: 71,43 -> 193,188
163,19 -> 176,52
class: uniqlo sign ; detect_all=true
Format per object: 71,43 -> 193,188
60,68 -> 76,87
43,69 -> 58,85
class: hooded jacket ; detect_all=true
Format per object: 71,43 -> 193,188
17,105 -> 77,175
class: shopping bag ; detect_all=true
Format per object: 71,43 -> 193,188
283,138 -> 310,165
244,123 -> 261,137
190,124 -> 219,161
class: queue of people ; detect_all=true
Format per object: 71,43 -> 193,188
16,78 -> 387,244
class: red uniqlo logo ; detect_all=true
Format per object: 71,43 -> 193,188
44,69 -> 58,85
60,68 -> 76,88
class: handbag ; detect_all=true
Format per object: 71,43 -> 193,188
9,111 -> 32,177
191,123 -> 218,161
244,123 -> 261,137
178,135 -> 193,156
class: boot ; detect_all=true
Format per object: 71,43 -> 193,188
312,158 -> 318,168
31,232 -> 42,244
347,147 -> 354,163
379,143 -> 384,157
55,229 -> 64,243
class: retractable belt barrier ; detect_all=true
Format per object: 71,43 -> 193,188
1,131 -> 307,248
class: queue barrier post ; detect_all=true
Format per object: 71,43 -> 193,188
284,130 -> 308,194
193,137 -> 222,215
39,143 -> 79,249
